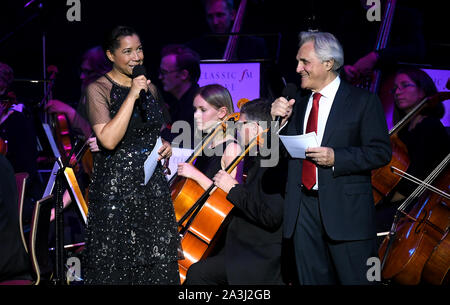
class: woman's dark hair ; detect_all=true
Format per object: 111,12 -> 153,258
102,26 -> 139,53
396,68 -> 437,98
394,67 -> 444,122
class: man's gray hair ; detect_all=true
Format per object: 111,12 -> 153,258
299,31 -> 344,71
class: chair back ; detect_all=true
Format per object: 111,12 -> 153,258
15,172 -> 29,253
29,195 -> 53,285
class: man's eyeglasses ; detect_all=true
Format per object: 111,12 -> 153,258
391,83 -> 417,94
159,68 -> 180,76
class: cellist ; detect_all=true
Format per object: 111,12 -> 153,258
185,98 -> 287,285
375,68 -> 450,236
177,84 -> 242,191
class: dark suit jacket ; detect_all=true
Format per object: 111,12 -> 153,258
282,80 -> 391,241
225,156 -> 287,284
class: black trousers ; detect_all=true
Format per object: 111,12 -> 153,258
184,253 -> 228,285
293,190 -> 377,285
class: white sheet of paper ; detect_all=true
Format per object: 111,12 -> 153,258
279,132 -> 319,159
144,137 -> 163,185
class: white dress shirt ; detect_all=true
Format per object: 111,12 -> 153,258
303,76 -> 340,190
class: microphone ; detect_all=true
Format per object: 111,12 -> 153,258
275,83 -> 298,124
131,65 -> 148,122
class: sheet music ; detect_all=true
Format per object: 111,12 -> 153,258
143,137 -> 163,185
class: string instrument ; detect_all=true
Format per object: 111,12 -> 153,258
170,113 -> 239,226
80,141 -> 94,178
355,0 -> 397,93
45,66 -> 93,191
223,0 -> 248,60
378,153 -> 450,285
171,113 -> 239,283
371,91 -> 450,205
44,66 -> 73,166
0,138 -> 6,155
176,122 -> 269,283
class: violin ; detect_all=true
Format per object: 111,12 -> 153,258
43,65 -> 93,205
378,153 -> 450,285
371,91 -> 450,205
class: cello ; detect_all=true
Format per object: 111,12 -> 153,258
378,153 -> 450,285
371,91 -> 450,205
176,121 -> 269,283
170,113 -> 239,281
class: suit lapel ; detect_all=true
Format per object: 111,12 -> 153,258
287,92 -> 309,135
321,81 -> 351,146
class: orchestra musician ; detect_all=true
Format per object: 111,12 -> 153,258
176,84 -> 241,191
375,68 -> 450,234
186,98 -> 287,284
44,46 -> 110,226
271,31 -> 391,284
0,62 -> 42,228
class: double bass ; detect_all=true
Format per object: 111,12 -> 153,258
378,153 -> 450,285
223,0 -> 247,60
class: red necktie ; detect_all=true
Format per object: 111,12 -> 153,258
302,92 -> 321,190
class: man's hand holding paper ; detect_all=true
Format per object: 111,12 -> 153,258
305,146 -> 335,167
279,132 -> 334,167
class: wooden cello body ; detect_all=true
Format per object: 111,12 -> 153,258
176,183 -> 234,282
173,115 -> 265,284
378,154 -> 450,285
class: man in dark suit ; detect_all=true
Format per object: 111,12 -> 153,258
185,99 -> 287,285
271,31 -> 391,284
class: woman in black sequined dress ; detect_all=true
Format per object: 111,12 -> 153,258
83,26 -> 180,284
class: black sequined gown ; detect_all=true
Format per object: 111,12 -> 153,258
83,75 -> 180,284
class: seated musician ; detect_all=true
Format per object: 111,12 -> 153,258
45,46 -> 110,153
376,68 -> 450,235
0,62 -> 42,227
44,46 -> 110,224
185,98 -> 287,285
0,155 -> 32,282
177,84 -> 241,190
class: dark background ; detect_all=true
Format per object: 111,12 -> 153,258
0,0 -> 447,108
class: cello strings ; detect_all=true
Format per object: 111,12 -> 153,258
395,153 -> 450,212
391,166 -> 450,200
